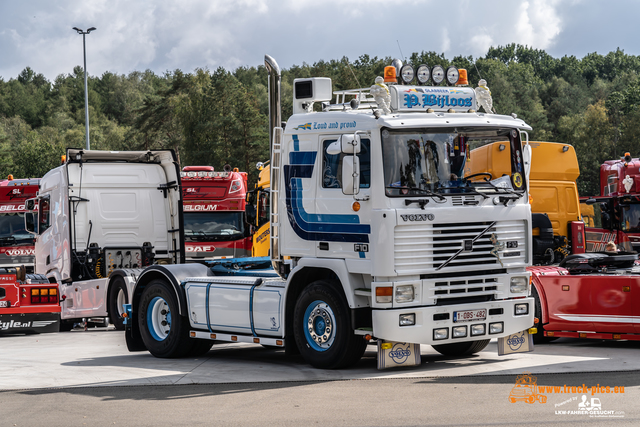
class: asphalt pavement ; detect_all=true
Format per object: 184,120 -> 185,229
1,328 -> 639,426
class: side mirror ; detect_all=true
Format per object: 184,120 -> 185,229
25,212 -> 38,234
585,198 -> 597,205
327,134 -> 361,155
522,143 -> 531,187
25,198 -> 36,211
341,156 -> 360,195
245,202 -> 256,225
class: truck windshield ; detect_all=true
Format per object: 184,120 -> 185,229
382,127 -> 526,197
184,212 -> 245,241
0,213 -> 34,246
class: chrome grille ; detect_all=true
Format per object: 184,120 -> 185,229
451,195 -> 480,206
394,220 -> 527,274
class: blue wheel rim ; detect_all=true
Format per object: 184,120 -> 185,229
146,296 -> 171,341
303,300 -> 336,352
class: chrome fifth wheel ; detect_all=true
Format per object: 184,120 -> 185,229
293,280 -> 367,369
138,279 -> 195,358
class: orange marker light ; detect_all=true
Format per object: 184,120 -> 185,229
352,201 -> 361,212
384,66 -> 397,83
457,69 -> 468,85
376,286 -> 393,304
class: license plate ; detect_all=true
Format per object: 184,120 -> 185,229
0,301 -> 9,308
453,309 -> 486,323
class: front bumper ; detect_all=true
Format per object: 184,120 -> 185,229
372,298 -> 534,345
0,312 -> 60,334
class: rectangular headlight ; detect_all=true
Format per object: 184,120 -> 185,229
471,324 -> 486,336
510,277 -> 528,293
489,322 -> 504,334
395,285 -> 415,303
515,303 -> 529,316
399,313 -> 416,326
433,328 -> 449,340
453,326 -> 467,338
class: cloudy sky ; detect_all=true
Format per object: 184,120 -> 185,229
0,0 -> 638,82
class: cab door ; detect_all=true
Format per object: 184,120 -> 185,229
314,137 -> 372,259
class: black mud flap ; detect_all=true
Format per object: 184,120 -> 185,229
125,317 -> 147,352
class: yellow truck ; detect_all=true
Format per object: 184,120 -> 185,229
468,141 -> 584,264
247,162 -> 270,257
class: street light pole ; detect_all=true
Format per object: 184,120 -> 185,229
72,26 -> 96,150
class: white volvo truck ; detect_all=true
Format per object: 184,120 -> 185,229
25,150 -> 184,330
122,55 -> 536,368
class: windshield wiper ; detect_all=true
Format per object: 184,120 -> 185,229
386,186 -> 446,201
475,179 -> 524,196
436,186 -> 490,199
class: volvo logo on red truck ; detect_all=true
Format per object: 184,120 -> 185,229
1,248 -> 36,256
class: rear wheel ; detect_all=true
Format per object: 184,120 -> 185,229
109,276 -> 128,330
138,279 -> 193,358
293,281 -> 367,369
432,339 -> 490,356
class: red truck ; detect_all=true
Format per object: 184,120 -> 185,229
531,252 -> 640,343
0,266 -> 60,334
181,166 -> 252,261
0,176 -> 40,273
580,152 -> 640,252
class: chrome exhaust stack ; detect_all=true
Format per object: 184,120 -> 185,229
264,55 -> 286,277
264,54 -> 281,156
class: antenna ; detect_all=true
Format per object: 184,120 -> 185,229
343,58 -> 361,88
474,60 -> 483,81
396,40 -> 405,62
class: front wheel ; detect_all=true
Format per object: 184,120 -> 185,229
109,276 -> 128,330
532,286 -> 557,344
138,279 -> 193,358
432,339 -> 490,356
293,281 -> 367,369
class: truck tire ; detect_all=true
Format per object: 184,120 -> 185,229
532,286 -> 557,344
293,280 -> 367,369
188,339 -> 213,357
109,276 -> 128,330
432,339 -> 490,356
138,279 -> 193,358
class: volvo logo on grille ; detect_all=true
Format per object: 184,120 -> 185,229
401,214 -> 435,222
463,240 -> 473,252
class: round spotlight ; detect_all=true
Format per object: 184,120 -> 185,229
446,66 -> 460,85
432,65 -> 445,85
416,64 -> 430,85
400,64 -> 415,84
